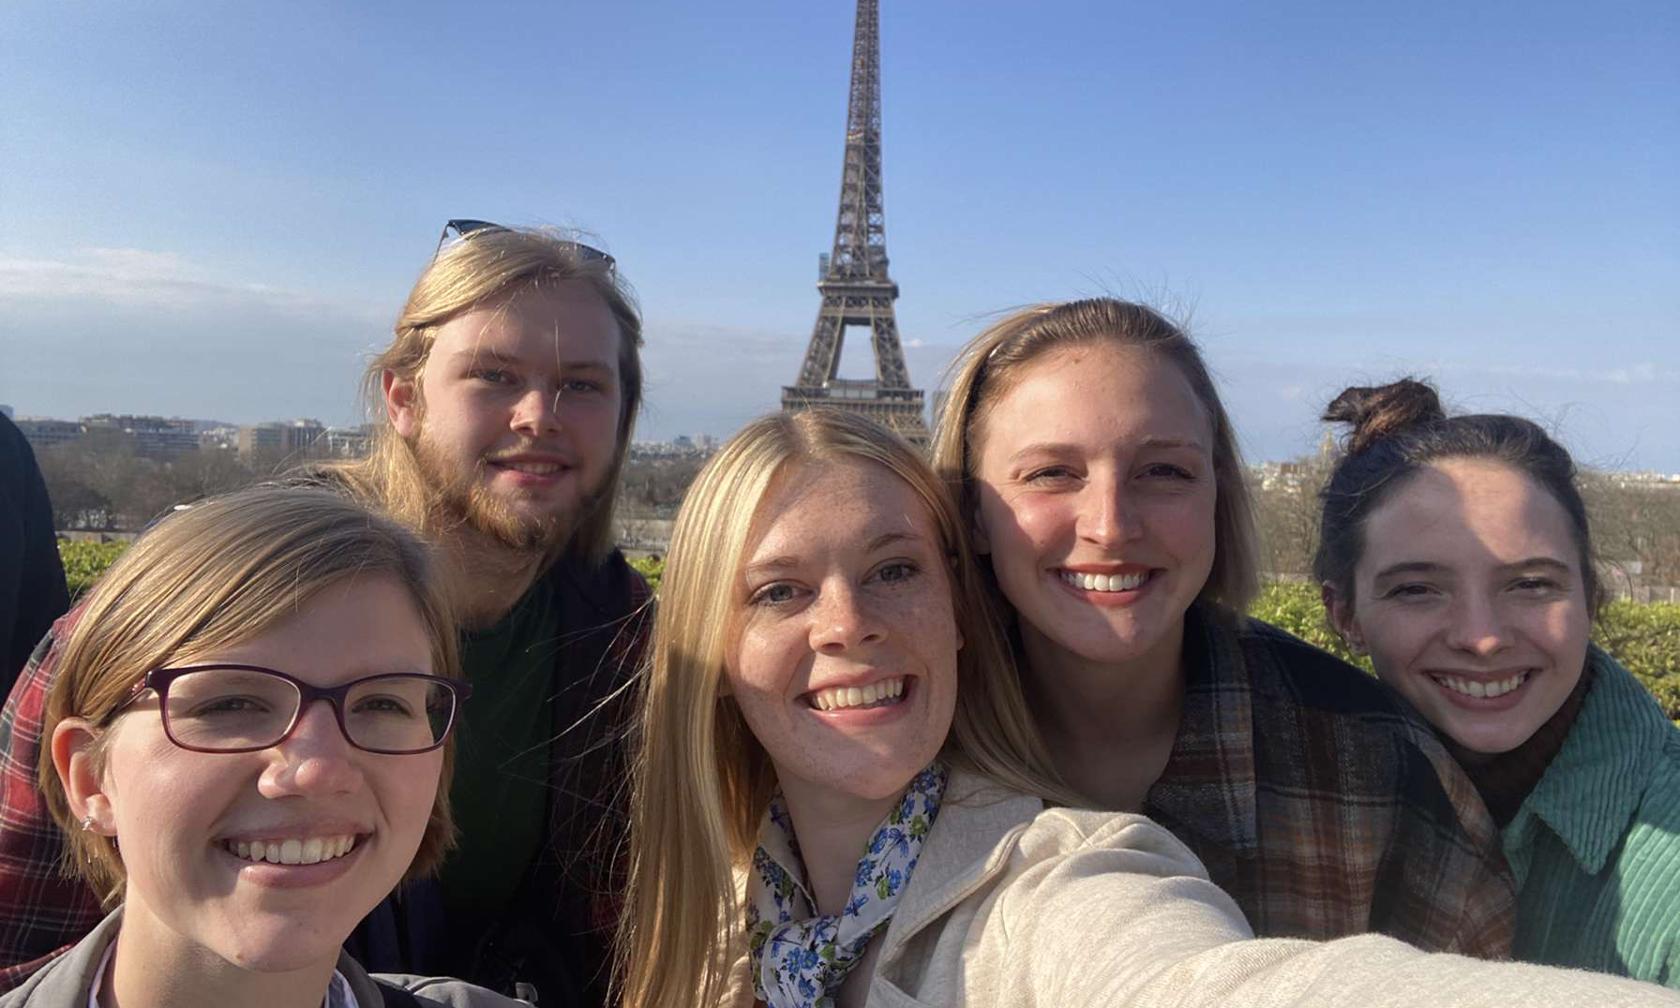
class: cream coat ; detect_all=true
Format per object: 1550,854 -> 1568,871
735,770 -> 1680,1007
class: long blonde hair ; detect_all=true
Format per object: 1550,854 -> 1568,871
39,486 -> 462,906
932,297 -> 1260,613
327,225 -> 643,569
618,409 -> 1069,1008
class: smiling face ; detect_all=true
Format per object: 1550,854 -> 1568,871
1331,458 -> 1593,756
726,458 -> 960,806
386,281 -> 624,552
64,575 -> 443,974
971,342 -> 1218,672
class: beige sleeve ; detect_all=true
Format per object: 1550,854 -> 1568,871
994,811 -> 1679,1008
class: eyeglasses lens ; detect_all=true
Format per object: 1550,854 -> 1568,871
161,668 -> 455,754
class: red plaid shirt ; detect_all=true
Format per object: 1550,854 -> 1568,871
0,609 -> 100,990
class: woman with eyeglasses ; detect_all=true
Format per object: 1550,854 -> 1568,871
617,408 -> 1676,1008
1,487 -> 521,1008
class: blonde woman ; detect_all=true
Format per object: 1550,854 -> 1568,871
618,408 -> 1676,1008
2,487 -> 519,1008
931,298 -> 1515,953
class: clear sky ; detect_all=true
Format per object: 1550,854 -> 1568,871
3,0 -> 1676,469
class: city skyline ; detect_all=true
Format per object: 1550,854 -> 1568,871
4,1 -> 1675,468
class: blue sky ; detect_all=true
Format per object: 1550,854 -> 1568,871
3,0 -> 1676,468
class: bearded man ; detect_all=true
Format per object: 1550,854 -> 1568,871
0,224 -> 650,1007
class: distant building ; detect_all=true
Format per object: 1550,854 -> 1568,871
84,414 -> 199,457
319,425 -> 372,458
15,418 -> 85,452
237,419 -> 326,459
198,426 -> 241,453
629,436 -> 717,460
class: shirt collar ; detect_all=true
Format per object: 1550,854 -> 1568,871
1507,648 -> 1667,874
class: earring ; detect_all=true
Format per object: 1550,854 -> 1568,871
79,815 -> 95,832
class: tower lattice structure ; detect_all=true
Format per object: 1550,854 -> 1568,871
782,0 -> 927,444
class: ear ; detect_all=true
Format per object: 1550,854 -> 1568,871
1320,582 -> 1367,656
383,369 -> 421,440
51,719 -> 117,837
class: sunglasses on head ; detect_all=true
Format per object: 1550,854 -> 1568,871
434,218 -> 615,270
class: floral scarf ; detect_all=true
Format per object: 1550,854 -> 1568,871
747,762 -> 947,1008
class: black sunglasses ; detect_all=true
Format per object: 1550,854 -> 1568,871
434,218 -> 615,269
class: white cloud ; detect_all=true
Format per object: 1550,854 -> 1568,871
0,247 -> 371,318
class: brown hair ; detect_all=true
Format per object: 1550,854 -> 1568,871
40,486 -> 462,905
328,225 -> 643,568
931,297 -> 1259,612
1313,377 -> 1604,617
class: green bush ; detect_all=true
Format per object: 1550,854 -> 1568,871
1248,582 -> 1371,671
628,554 -> 664,593
1249,582 -> 1680,718
58,540 -> 128,599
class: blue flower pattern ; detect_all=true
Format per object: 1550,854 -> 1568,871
747,762 -> 946,1008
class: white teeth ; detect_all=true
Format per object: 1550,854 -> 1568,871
810,677 -> 905,712
1433,672 -> 1529,699
1061,570 -> 1147,593
226,834 -> 358,866
499,461 -> 560,475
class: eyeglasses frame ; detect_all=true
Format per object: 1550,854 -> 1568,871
104,663 -> 472,756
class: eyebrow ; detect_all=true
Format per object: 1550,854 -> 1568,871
1008,437 -> 1205,462
445,348 -> 614,372
1372,557 -> 1574,580
740,531 -> 929,579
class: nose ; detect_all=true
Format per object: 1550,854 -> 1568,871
808,580 -> 885,653
1077,475 -> 1141,549
510,385 -> 562,437
1444,593 -> 1512,659
257,699 -> 362,799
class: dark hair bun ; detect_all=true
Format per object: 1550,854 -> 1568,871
1323,378 -> 1446,454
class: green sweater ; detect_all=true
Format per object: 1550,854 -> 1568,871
1505,646 -> 1680,986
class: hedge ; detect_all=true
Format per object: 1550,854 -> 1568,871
58,544 -> 1680,716
58,540 -> 130,599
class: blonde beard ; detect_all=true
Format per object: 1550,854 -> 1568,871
411,433 -> 600,555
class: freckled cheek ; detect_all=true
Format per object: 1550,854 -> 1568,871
726,630 -> 804,702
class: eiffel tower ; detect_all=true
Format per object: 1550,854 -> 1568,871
781,0 -> 927,444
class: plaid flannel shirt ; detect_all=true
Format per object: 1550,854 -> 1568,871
0,555 -> 650,1002
0,610 -> 98,991
1145,603 -> 1517,956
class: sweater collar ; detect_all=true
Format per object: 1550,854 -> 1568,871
877,769 -> 1042,949
1506,647 -> 1667,874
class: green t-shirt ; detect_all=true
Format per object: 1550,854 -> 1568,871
436,577 -> 562,961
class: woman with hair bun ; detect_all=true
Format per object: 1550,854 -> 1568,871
932,300 -> 1514,954
1317,377 -> 1680,985
619,407 -> 1680,1008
